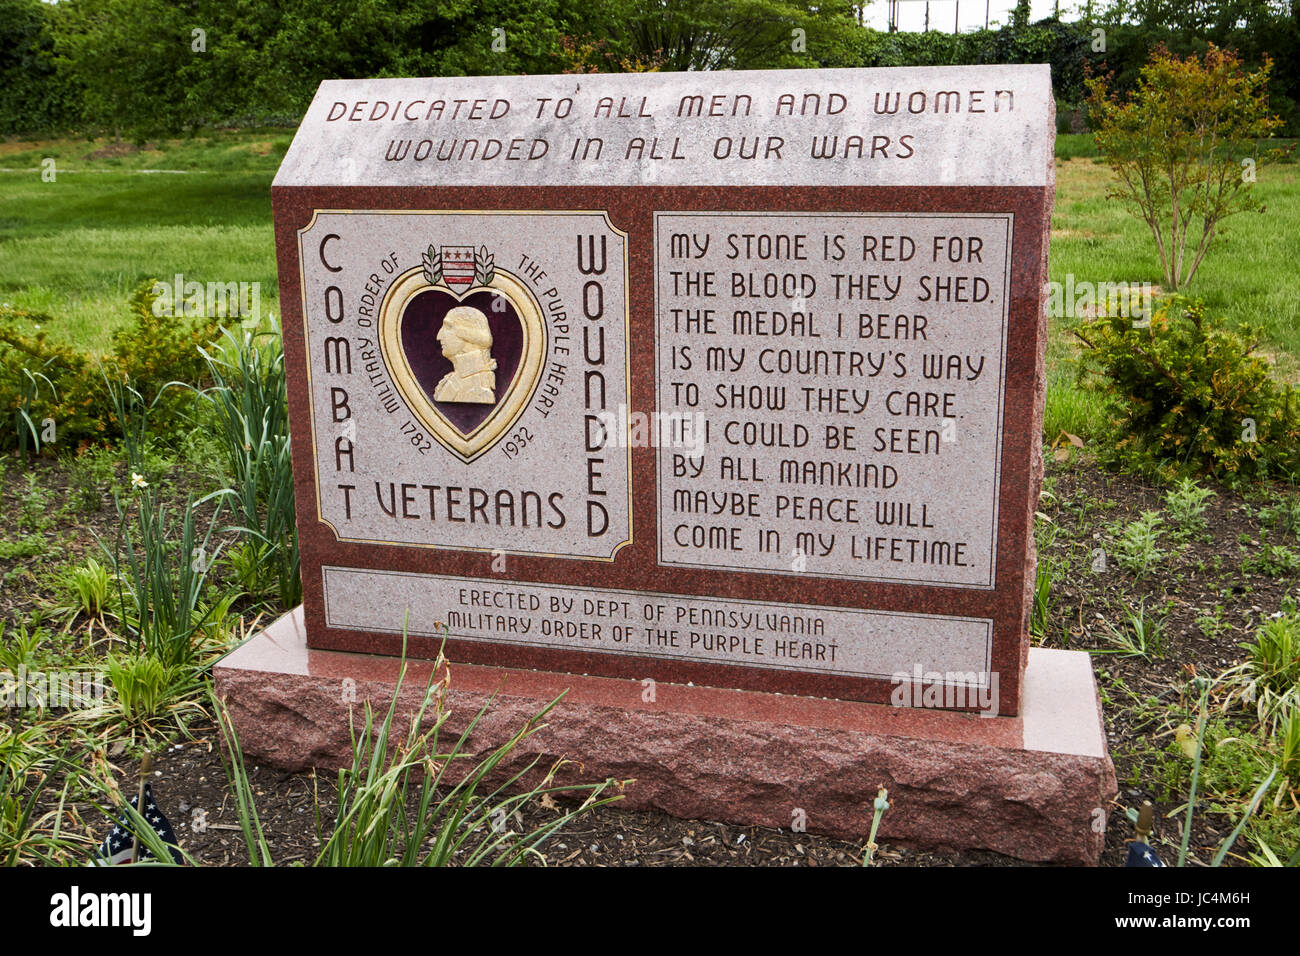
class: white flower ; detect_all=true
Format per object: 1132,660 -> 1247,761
131,472 -> 148,490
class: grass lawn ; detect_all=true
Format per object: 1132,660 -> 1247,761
2,131 -> 1297,871
2,130 -> 1297,403
0,131 -> 286,352
1043,141 -> 1300,441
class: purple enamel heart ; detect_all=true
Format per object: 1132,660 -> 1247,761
398,288 -> 525,435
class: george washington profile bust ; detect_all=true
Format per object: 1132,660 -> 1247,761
433,305 -> 497,404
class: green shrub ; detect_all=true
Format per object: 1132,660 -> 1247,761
1164,477 -> 1215,537
0,308 -> 106,448
112,282 -> 223,428
1077,299 -> 1300,484
1109,511 -> 1167,577
1085,45 -> 1282,291
0,285 -> 227,453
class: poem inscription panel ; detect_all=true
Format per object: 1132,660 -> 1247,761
655,212 -> 1010,588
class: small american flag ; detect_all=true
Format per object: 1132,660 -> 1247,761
1125,802 -> 1165,866
93,783 -> 184,865
441,245 -> 476,289
1125,841 -> 1166,867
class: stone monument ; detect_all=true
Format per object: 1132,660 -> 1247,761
215,64 -> 1116,863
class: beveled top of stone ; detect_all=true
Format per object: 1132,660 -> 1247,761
274,64 -> 1052,189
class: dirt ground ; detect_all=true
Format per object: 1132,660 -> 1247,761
3,454 -> 1295,866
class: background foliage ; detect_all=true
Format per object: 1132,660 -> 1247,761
0,285 -> 223,451
3,0 -> 1297,138
1077,299 -> 1300,484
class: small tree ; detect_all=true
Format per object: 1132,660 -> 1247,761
1085,44 -> 1284,290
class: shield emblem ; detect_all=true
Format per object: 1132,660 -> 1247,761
378,250 -> 546,462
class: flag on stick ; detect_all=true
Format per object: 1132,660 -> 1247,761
93,756 -> 183,865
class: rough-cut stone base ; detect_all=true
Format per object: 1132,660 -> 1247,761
214,608 -> 1116,864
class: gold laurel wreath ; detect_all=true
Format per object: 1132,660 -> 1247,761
421,244 -> 442,286
474,246 -> 495,286
421,243 -> 495,287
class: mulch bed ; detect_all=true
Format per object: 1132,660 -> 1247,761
3,452 -> 1295,866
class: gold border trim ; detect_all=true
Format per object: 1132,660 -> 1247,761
650,208 -> 1012,588
294,209 -> 633,562
377,266 -> 546,462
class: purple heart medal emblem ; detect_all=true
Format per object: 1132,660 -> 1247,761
379,243 -> 546,461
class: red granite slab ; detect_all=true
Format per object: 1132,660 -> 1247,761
215,607 -> 1115,863
272,184 -> 1050,715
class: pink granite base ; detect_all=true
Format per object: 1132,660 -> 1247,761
214,607 -> 1116,864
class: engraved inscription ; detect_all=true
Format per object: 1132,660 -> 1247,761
299,211 -> 631,559
655,212 -> 1011,587
323,566 -> 994,683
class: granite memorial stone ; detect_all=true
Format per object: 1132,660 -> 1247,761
216,64 -> 1116,863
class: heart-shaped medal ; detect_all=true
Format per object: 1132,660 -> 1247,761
378,246 -> 546,462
